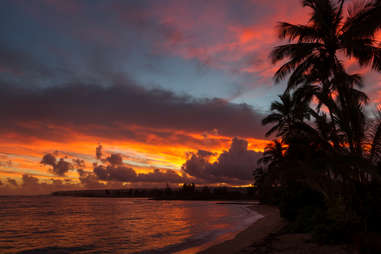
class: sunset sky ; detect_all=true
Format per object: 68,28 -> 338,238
1,0 -> 380,194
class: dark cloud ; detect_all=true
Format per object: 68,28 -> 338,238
94,165 -> 136,182
55,159 -> 73,176
0,42 -> 51,80
38,138 -> 260,186
182,153 -> 214,181
21,174 -> 39,187
136,168 -> 186,183
7,178 -> 18,186
111,1 -> 186,47
72,158 -> 85,168
0,173 -> 119,195
0,81 -> 266,141
77,169 -> 105,189
9,174 -> 79,195
104,153 -> 123,166
40,153 -> 73,176
92,138 -> 260,185
39,148 -> 188,185
92,163 -> 186,183
41,153 -> 56,166
0,137 -> 260,195
95,144 -> 103,160
196,150 -> 215,157
182,137 -> 261,185
91,144 -> 189,183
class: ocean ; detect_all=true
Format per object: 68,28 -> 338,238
0,196 -> 262,253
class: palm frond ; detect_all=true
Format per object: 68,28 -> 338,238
262,113 -> 283,126
303,0 -> 339,36
287,54 -> 322,90
343,0 -> 381,38
270,42 -> 323,64
277,22 -> 320,42
343,38 -> 381,72
368,110 -> 381,161
265,124 -> 282,137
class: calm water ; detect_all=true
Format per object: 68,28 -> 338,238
0,196 -> 262,254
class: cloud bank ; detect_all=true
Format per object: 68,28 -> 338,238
0,81 -> 266,142
1,137 -> 260,195
182,137 -> 261,185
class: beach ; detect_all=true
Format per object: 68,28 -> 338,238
201,205 -> 353,254
0,196 -> 356,253
200,205 -> 285,254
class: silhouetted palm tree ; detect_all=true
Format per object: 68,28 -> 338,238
271,0 -> 381,93
343,0 -> 381,60
258,140 -> 285,168
262,93 -> 310,138
368,110 -> 381,163
257,1 -> 381,234
262,93 -> 295,137
258,140 -> 286,186
268,0 -> 381,156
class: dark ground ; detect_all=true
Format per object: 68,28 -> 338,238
239,231 -> 352,254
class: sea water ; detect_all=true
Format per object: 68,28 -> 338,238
0,196 -> 263,253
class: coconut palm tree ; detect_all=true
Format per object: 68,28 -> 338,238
271,0 -> 381,94
262,92 -> 310,138
257,140 -> 286,186
257,0 -> 381,240
367,110 -> 381,164
262,93 -> 295,137
269,0 -> 380,155
258,140 -> 285,168
343,0 -> 381,54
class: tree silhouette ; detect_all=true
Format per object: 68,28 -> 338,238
257,0 -> 381,242
271,0 -> 381,92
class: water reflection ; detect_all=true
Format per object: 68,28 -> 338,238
0,197 -> 260,253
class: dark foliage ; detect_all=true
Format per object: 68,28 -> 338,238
257,0 -> 381,246
52,184 -> 257,200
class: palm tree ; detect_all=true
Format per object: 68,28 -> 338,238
343,0 -> 381,55
269,0 -> 381,155
257,0 -> 381,238
271,0 -> 381,94
367,110 -> 381,164
257,140 -> 286,187
262,92 -> 310,138
262,93 -> 294,137
258,140 -> 286,168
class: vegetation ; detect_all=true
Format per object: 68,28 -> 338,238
52,184 -> 257,200
255,0 -> 381,246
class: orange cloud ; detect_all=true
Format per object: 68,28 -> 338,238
0,122 -> 269,187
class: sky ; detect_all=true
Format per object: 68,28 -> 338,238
1,0 -> 380,194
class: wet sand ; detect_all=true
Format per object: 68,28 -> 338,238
199,205 -> 285,254
200,204 -> 355,254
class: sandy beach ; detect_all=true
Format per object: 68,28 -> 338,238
200,204 -> 355,254
199,205 -> 285,254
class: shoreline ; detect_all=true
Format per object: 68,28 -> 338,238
199,204 -> 285,254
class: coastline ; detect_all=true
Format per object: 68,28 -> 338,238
199,205 -> 285,254
200,204 -> 354,254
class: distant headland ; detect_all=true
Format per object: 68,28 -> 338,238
51,184 -> 257,200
